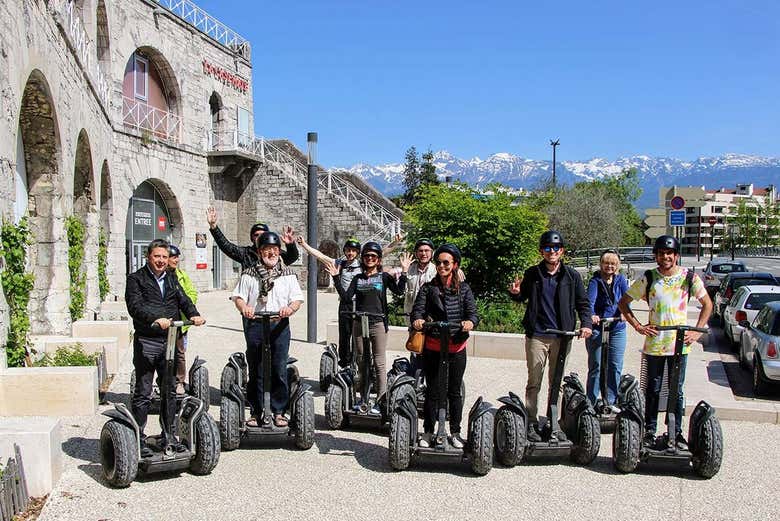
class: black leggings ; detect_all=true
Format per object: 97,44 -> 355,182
422,347 -> 466,434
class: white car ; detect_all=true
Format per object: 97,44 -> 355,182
723,285 -> 780,348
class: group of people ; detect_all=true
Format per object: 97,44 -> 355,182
126,204 -> 711,454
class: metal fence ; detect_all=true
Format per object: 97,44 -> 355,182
153,0 -> 250,57
0,445 -> 29,521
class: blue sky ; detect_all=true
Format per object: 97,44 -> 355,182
196,0 -> 780,167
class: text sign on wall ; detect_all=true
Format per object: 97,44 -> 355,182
132,200 -> 154,241
202,59 -> 249,94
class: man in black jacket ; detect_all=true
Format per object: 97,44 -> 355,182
126,239 -> 205,454
508,230 -> 592,441
206,206 -> 299,269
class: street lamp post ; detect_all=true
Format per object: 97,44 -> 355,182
549,139 -> 560,188
306,132 -> 318,343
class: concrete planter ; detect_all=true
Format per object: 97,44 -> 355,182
31,336 -> 120,374
0,417 -> 62,497
0,366 -> 98,416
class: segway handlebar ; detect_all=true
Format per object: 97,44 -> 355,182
339,310 -> 386,319
600,317 -> 622,324
151,319 -> 194,330
420,320 -> 463,333
252,311 -> 281,320
654,325 -> 708,334
543,328 -> 581,337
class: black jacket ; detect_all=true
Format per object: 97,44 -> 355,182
510,261 -> 592,336
125,265 -> 199,338
411,281 -> 479,344
333,271 -> 407,332
209,226 -> 299,270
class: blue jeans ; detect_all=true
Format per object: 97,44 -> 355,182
585,327 -> 627,404
644,354 -> 687,436
243,317 -> 291,415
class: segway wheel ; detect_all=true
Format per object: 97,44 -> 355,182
319,352 -> 335,392
470,410 -> 494,476
100,420 -> 138,488
190,365 -> 210,412
220,364 -> 237,395
494,406 -> 526,467
293,392 -> 316,450
613,415 -> 641,473
691,414 -> 723,479
219,396 -> 241,451
287,364 -> 300,398
324,384 -> 346,429
190,413 -> 221,475
388,412 -> 412,470
571,413 -> 600,466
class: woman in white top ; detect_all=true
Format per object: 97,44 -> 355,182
232,232 -> 303,427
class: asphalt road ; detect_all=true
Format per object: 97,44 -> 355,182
38,287 -> 780,521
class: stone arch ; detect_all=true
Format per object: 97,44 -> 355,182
73,129 -> 95,220
95,0 -> 110,68
124,178 -> 183,276
208,91 -> 225,146
99,160 -> 112,233
317,240 -> 339,288
18,69 -> 65,334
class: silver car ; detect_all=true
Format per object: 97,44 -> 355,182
703,259 -> 747,296
723,285 -> 780,348
739,301 -> 780,396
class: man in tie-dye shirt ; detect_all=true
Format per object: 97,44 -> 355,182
618,235 -> 712,451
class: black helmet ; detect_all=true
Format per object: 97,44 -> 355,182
343,237 -> 361,252
653,235 -> 680,254
249,222 -> 269,241
255,231 -> 281,249
414,238 -> 435,251
434,243 -> 462,265
539,230 -> 565,249
361,241 -> 383,258
168,244 -> 181,257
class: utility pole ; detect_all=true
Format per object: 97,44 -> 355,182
306,132 -> 318,343
550,139 -> 560,188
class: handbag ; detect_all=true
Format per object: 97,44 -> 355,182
405,329 -> 425,353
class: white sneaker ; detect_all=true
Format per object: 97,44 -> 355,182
418,433 -> 431,448
450,433 -> 465,449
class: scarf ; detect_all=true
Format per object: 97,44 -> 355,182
243,260 -> 294,306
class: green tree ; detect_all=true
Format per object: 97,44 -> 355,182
420,148 -> 438,186
402,145 -> 420,204
728,195 -> 780,248
404,182 -> 548,298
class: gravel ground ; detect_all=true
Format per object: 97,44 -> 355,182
38,290 -> 780,521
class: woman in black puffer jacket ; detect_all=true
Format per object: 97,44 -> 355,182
411,244 -> 479,449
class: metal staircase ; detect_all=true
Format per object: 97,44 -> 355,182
208,130 -> 402,243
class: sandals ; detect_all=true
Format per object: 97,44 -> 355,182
246,417 -> 260,428
274,414 -> 289,427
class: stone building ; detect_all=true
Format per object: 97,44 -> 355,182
0,0 -> 401,343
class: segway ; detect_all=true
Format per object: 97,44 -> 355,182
587,316 -> 624,433
387,354 -> 466,418
494,328 -> 600,466
219,311 -> 314,451
319,342 -> 339,391
100,320 -> 220,488
324,310 -> 392,429
129,355 -> 210,411
613,325 -> 723,478
388,321 -> 494,475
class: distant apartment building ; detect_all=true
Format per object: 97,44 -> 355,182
658,184 -> 779,255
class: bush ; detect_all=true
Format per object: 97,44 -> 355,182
1,218 -> 35,367
66,216 -> 87,321
33,344 -> 98,367
475,297 -> 525,334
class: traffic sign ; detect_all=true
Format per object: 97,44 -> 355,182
708,216 -> 717,226
669,210 -> 686,226
670,196 -> 685,210
644,214 -> 667,228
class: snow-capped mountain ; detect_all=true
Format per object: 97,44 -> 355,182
336,152 -> 780,210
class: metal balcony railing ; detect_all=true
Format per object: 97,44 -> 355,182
122,96 -> 181,142
206,131 -> 402,242
153,0 -> 250,56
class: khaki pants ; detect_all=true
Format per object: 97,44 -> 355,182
525,335 -> 569,423
175,333 -> 187,385
353,321 -> 388,399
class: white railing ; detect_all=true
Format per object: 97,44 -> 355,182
153,0 -> 250,56
206,132 -> 402,242
122,96 -> 181,142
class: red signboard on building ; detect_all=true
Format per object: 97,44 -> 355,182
202,59 -> 249,94
157,215 -> 167,231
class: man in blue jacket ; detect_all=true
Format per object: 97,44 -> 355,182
508,230 -> 592,441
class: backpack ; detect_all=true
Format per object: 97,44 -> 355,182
644,268 -> 695,303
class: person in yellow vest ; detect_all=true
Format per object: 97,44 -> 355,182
168,244 -> 198,395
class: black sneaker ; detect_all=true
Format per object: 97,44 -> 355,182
140,441 -> 154,458
675,433 -> 689,451
527,424 -> 542,443
643,432 -> 657,449
553,430 -> 568,442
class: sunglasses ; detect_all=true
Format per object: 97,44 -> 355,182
362,253 -> 379,260
542,245 -> 562,253
434,260 -> 452,267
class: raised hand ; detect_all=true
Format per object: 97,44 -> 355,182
508,277 -> 522,295
325,261 -> 340,277
281,225 -> 295,244
206,206 -> 218,228
399,252 -> 412,272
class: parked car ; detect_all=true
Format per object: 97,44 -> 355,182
702,259 -> 747,296
738,301 -> 780,395
722,285 -> 780,348
713,272 -> 779,323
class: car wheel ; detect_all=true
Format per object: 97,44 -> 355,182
753,355 -> 772,396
